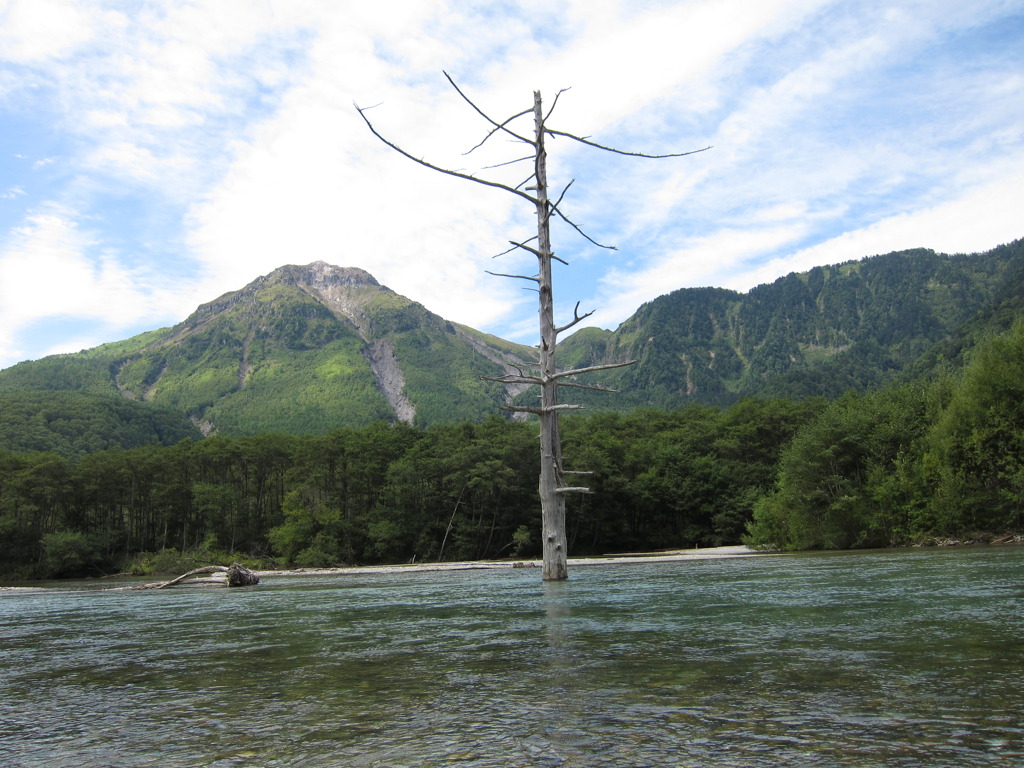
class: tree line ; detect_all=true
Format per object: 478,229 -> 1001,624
0,400 -> 817,579
748,320 -> 1024,548
2,321 -> 1021,580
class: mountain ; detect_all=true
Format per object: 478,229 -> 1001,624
1,240 -> 1022,453
552,239 -> 1024,408
0,262 -> 535,439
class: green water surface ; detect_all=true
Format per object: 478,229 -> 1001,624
1,547 -> 1022,767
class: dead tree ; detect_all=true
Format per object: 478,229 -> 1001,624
356,74 -> 707,580
132,563 -> 260,589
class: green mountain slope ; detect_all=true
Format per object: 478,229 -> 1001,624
552,239 -> 1024,408
1,241 -> 1021,453
0,263 -> 536,439
0,391 -> 200,458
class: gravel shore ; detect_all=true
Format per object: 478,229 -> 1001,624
256,545 -> 760,578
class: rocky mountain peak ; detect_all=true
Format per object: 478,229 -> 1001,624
271,262 -> 393,341
275,261 -> 381,290
189,262 -> 386,325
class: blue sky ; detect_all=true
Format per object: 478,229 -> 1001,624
1,0 -> 1022,370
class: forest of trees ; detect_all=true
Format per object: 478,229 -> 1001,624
748,320 -> 1024,549
2,320 -> 1021,580
0,400 -> 811,580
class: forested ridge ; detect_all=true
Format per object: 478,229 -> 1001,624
1,242 -> 1022,445
554,240 -> 1024,407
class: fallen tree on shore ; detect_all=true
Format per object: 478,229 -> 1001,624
133,563 -> 260,590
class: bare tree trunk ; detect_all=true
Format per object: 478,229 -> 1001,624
533,91 -> 569,580
355,74 -> 706,581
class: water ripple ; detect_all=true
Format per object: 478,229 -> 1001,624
2,547 -> 1022,766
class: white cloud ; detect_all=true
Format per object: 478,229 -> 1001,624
582,165 -> 1024,337
727,171 -> 1024,291
84,141 -> 191,183
182,90 -> 530,331
0,206 -> 195,366
179,2 -> 558,331
0,0 -> 96,63
0,0 -> 1021,368
590,223 -> 809,330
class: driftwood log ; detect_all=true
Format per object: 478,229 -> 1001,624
134,563 -> 260,590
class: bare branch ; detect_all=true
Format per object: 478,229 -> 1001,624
514,173 -> 537,191
500,238 -> 567,266
554,312 -> 594,335
555,314 -> 592,334
486,270 -> 539,283
556,380 -> 620,393
481,357 -> 541,385
549,179 -> 574,215
501,404 -> 544,415
540,403 -> 581,415
543,87 -> 571,123
481,155 -> 535,170
503,239 -> 541,258
554,301 -> 595,335
464,110 -> 535,155
493,242 -> 520,259
505,403 -> 584,414
481,374 -> 542,386
549,360 -> 637,381
515,361 -> 541,376
546,127 -> 713,159
555,486 -> 592,494
354,102 -> 538,205
548,201 -> 618,250
443,71 -> 535,147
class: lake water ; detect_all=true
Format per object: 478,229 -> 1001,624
2,547 -> 1022,767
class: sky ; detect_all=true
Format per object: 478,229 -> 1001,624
1,0 -> 1022,370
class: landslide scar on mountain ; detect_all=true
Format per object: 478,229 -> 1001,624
292,262 -> 417,425
364,338 -> 415,424
239,331 -> 254,390
113,357 -> 167,402
454,326 -> 534,406
113,360 -> 137,400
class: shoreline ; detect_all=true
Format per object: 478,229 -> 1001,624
0,547 -> 759,591
7,542 -> 1020,590
255,545 -> 760,578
